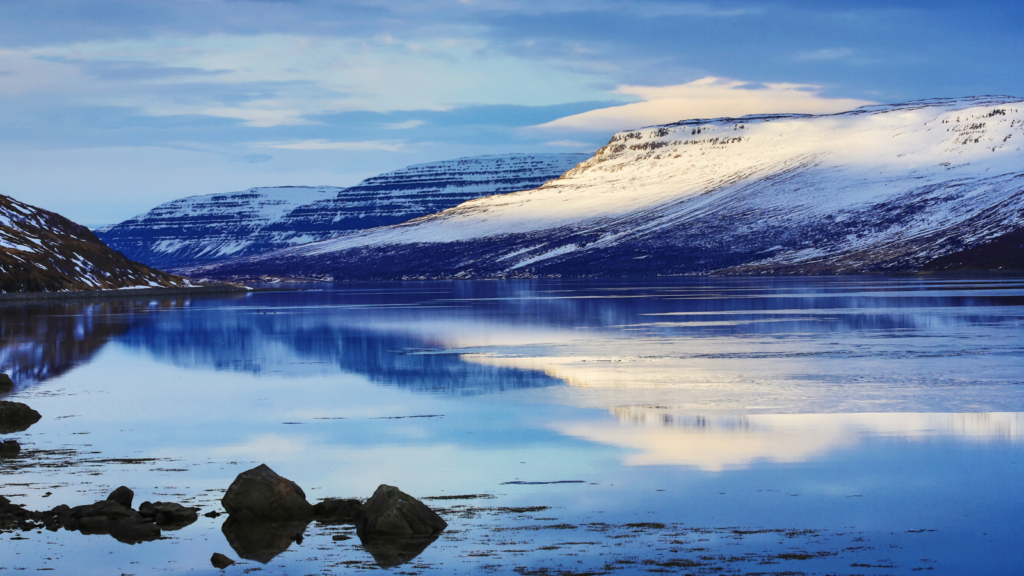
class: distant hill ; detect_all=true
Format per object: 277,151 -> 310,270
96,153 -> 588,270
0,195 -> 190,293
189,96 -> 1024,280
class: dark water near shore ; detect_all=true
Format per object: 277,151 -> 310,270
1,277 -> 1023,574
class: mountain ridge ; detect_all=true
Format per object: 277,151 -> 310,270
187,96 -> 1024,280
96,153 -> 588,270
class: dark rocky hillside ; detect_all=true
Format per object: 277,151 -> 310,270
0,195 -> 191,293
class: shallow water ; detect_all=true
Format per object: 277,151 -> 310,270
1,277 -> 1022,574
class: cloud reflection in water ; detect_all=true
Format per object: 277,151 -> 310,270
555,410 -> 1024,471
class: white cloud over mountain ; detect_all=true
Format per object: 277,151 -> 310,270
535,77 -> 876,133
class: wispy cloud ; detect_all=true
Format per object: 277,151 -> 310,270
258,139 -> 407,152
533,77 -> 876,133
383,119 -> 426,129
11,33 -> 609,127
795,48 -> 854,62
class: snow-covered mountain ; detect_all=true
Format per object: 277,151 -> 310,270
96,154 -> 588,269
191,96 -> 1024,280
0,195 -> 190,292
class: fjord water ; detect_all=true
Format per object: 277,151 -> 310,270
1,278 -> 1022,574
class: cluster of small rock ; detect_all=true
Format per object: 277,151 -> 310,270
221,463 -> 447,534
0,378 -> 199,544
0,486 -> 198,544
0,372 -> 448,570
213,463 -> 448,568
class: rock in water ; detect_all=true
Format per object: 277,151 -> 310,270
211,553 -> 236,569
355,485 -> 447,537
0,374 -> 13,393
0,401 -> 41,434
138,501 -> 200,530
313,498 -> 363,523
0,440 -> 20,457
222,464 -> 314,521
107,486 -> 134,508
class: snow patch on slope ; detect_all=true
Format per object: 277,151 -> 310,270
196,96 -> 1024,278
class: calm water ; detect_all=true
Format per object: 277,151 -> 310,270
1,277 -> 1023,574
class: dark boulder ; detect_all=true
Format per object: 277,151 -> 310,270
62,498 -> 166,542
0,439 -> 20,457
211,552 -> 236,569
222,515 -> 310,564
107,486 -> 134,508
313,498 -> 363,524
0,401 -> 41,434
355,485 -> 447,537
138,501 -> 199,530
68,499 -> 139,523
222,464 -> 313,521
0,374 -> 13,393
0,494 -> 173,544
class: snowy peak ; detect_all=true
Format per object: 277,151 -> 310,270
0,195 -> 190,293
192,96 -> 1024,280
97,153 -> 587,269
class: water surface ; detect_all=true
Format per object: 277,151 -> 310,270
1,277 -> 1022,574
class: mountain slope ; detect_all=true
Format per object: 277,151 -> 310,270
191,96 -> 1024,280
0,195 -> 191,293
96,153 -> 587,269
95,186 -> 341,269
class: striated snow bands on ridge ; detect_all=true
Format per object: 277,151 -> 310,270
194,96 -> 1024,279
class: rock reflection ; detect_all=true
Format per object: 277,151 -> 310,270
221,516 -> 310,564
357,532 -> 440,568
555,409 -> 1024,471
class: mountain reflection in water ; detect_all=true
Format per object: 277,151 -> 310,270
3,278 -> 1024,402
0,299 -> 189,392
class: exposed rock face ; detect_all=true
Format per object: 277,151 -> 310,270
222,464 -> 314,521
0,439 -> 20,457
107,486 -> 134,508
97,154 -> 586,270
0,400 -> 41,434
0,194 -> 191,293
196,97 -> 1024,279
313,498 -> 363,523
211,553 -> 236,569
355,485 -> 447,537
139,501 -> 199,530
0,374 -> 13,393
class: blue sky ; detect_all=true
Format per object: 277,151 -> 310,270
1,0 -> 1021,226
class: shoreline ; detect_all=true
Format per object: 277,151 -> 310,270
0,283 -> 256,304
